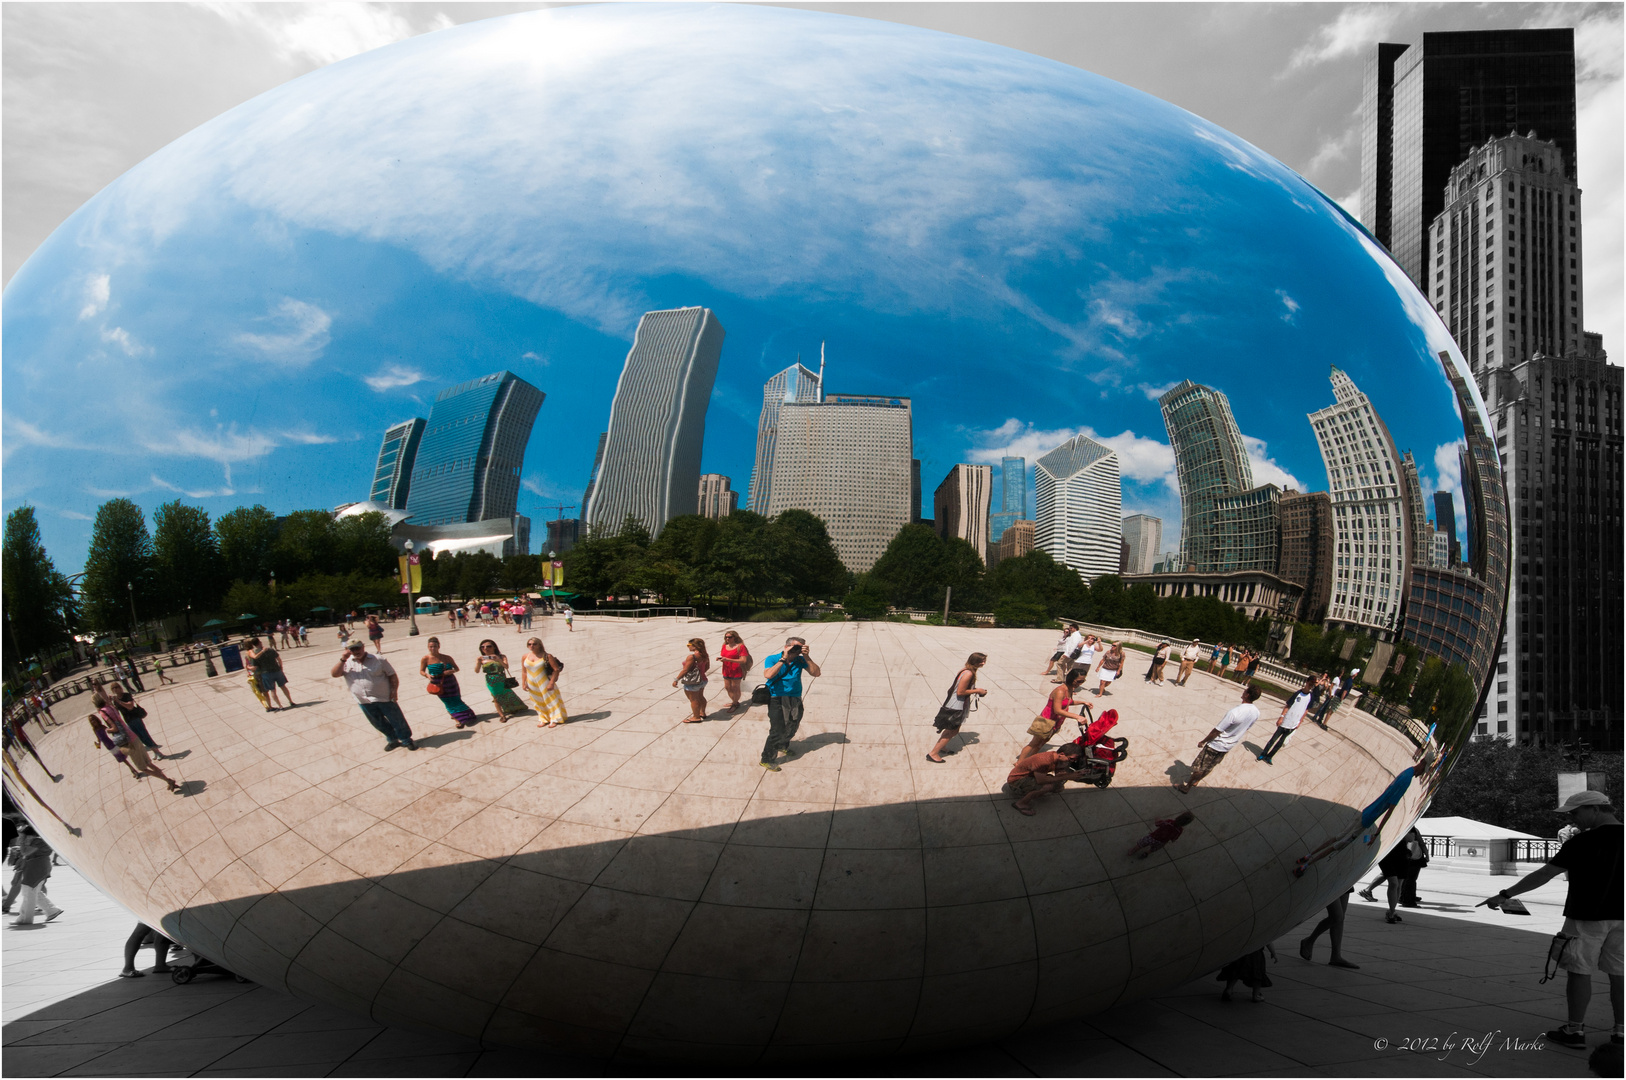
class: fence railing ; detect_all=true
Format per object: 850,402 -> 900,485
578,607 -> 698,620
1419,836 -> 1561,861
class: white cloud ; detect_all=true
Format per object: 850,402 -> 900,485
1276,289 -> 1300,323
1241,434 -> 1304,491
1136,381 -> 1180,402
1334,188 -> 1361,221
364,363 -> 428,391
60,510 -> 93,521
521,475 -> 577,503
520,350 -> 549,366
1305,126 -> 1358,175
280,429 -> 339,445
1284,5 -> 1406,73
78,273 -> 109,319
100,325 -> 148,356
150,473 -> 235,499
204,2 -> 449,67
233,298 -> 332,366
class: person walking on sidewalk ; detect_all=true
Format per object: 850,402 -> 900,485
1483,791 -> 1622,1050
1299,890 -> 1360,969
758,637 -> 820,771
1175,639 -> 1201,686
1256,676 -> 1316,765
120,923 -> 173,977
1177,684 -> 1262,794
9,832 -> 62,927
926,653 -> 987,763
331,641 -> 417,752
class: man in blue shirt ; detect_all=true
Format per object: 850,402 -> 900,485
759,636 -> 821,771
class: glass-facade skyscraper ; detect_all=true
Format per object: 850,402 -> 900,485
369,418 -> 425,510
404,371 -> 545,527
1361,29 -> 1576,290
989,456 -> 1025,545
1158,380 -> 1254,573
584,307 -> 724,538
1034,434 -> 1121,582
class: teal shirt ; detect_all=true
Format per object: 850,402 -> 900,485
764,652 -> 808,697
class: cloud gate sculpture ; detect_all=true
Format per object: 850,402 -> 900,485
2,4 -> 1505,1061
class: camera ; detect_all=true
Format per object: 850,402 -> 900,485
786,644 -> 802,657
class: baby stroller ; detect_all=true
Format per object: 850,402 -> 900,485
1068,706 -> 1129,788
168,944 -> 249,984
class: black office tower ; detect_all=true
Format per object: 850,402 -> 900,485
1360,29 -> 1576,290
1433,490 -> 1461,566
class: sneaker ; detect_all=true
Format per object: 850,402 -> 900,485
1358,890 -> 1377,902
384,741 -> 400,752
759,761 -> 781,772
405,740 -> 419,751
1544,1027 -> 1586,1049
46,909 -> 63,922
780,747 -> 797,761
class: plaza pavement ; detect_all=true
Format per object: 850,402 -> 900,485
1,616 -> 1607,1073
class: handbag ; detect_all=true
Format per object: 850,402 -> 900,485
504,676 -> 519,689
1026,715 -> 1059,739
932,671 -> 968,727
750,684 -> 771,706
108,728 -> 129,747
126,704 -> 148,722
426,680 -> 444,697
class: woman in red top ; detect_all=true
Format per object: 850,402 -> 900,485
1016,668 -> 1089,763
718,631 -> 751,712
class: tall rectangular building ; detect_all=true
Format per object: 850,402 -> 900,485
1212,484 -> 1283,573
1361,29 -> 1577,290
698,474 -> 737,519
1279,489 -> 1334,623
1120,514 -> 1162,576
545,517 -> 581,556
747,361 -> 822,513
405,372 -> 544,527
584,307 -> 724,538
1307,367 -> 1413,639
990,456 -> 1026,544
765,394 -> 913,573
1431,135 -> 1585,373
1478,345 -> 1621,749
1434,490 -> 1462,565
1034,434 -> 1122,583
369,418 -> 425,510
934,464 -> 993,562
1159,380 -> 1255,573
991,518 -> 1034,568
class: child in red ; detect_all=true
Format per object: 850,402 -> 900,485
1128,811 -> 1195,858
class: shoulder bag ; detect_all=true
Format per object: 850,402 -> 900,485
932,671 -> 969,728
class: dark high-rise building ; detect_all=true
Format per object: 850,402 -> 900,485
1278,490 -> 1333,623
911,459 -> 922,524
1478,342 -> 1622,750
1361,29 -> 1577,290
369,418 -> 425,510
1158,380 -> 1254,573
1433,490 -> 1461,565
581,433 -> 607,532
584,307 -> 724,538
405,372 -> 544,527
546,517 -> 581,555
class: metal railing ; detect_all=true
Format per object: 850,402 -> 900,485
577,607 -> 699,620
1513,838 -> 1561,862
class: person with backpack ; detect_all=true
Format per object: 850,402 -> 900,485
926,652 -> 987,763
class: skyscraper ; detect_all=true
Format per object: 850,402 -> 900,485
990,456 -> 1026,545
933,464 -> 993,562
584,307 -> 724,538
1433,490 -> 1461,565
993,519 -> 1034,567
765,394 -> 913,573
1034,434 -> 1122,582
1158,380 -> 1254,572
1307,367 -> 1413,638
1212,484 -> 1282,573
1278,490 -> 1334,623
581,432 -> 607,528
405,372 -> 544,527
1430,134 -> 1585,373
545,518 -> 581,555
1401,451 -> 1432,563
698,474 -> 737,519
1120,514 -> 1162,576
1477,342 -> 1620,750
369,418 -> 425,510
1361,29 -> 1577,289
747,360 -> 823,513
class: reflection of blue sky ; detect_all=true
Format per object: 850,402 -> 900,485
2,3 -> 1474,570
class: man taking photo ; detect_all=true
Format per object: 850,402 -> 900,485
1483,791 -> 1621,1049
759,637 -> 820,772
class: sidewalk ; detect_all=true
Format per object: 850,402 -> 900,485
2,863 -> 1603,1076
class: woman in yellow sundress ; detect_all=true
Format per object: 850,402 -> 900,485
520,637 -> 567,727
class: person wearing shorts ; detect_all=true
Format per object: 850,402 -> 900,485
1008,743 -> 1084,815
1485,791 -> 1622,1049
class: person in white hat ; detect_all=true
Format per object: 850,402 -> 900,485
1483,790 -> 1621,1050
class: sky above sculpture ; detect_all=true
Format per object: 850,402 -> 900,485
1,4 -> 1533,569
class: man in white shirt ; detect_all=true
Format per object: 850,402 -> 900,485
1258,677 -> 1317,764
1054,626 -> 1085,683
1176,639 -> 1202,686
1177,684 -> 1262,794
330,640 -> 417,752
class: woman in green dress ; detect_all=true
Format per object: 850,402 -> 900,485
478,639 -> 527,721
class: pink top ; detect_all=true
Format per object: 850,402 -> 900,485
1041,690 -> 1072,721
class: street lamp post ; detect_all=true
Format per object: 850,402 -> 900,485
126,581 -> 139,645
405,539 -> 421,636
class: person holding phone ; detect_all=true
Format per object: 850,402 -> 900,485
758,637 -> 821,771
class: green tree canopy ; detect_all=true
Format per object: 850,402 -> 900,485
215,505 -> 279,584
334,511 -> 397,578
81,498 -> 154,633
272,510 -> 339,582
152,500 -> 225,619
2,506 -> 76,657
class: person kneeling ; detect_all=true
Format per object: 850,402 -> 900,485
1008,743 -> 1085,816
